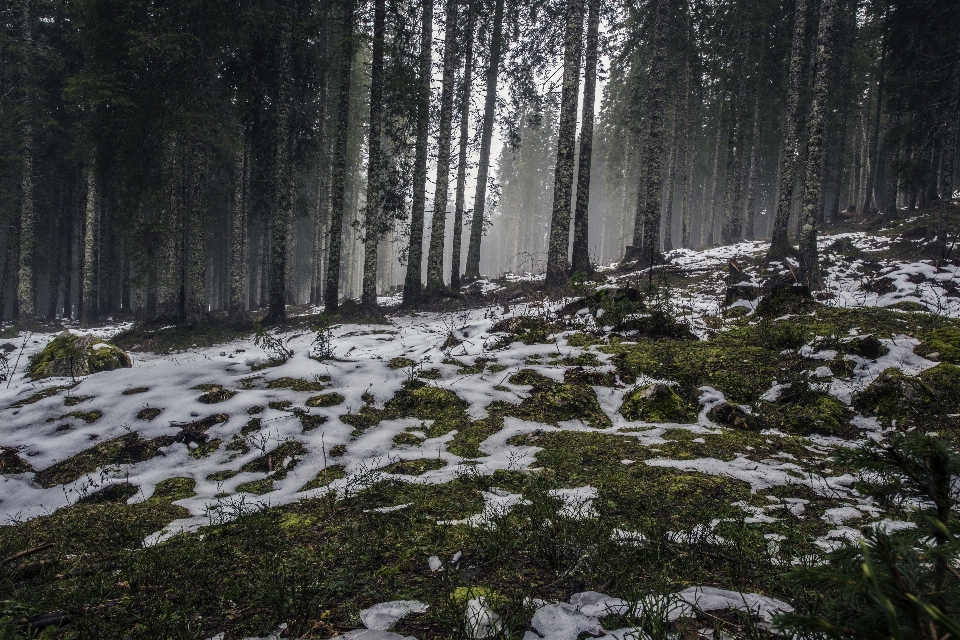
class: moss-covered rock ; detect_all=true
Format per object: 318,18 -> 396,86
489,316 -> 559,345
560,287 -> 646,327
918,363 -> 960,411
620,384 -> 697,423
513,380 -> 612,429
706,403 -> 754,430
756,389 -> 855,437
917,326 -> 960,364
27,332 -> 132,380
852,368 -> 935,422
306,392 -> 346,407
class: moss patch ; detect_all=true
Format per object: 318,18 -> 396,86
196,385 -> 238,404
490,316 -> 559,345
306,392 -> 346,408
620,384 -> 697,423
121,386 -> 150,395
300,464 -> 346,491
756,388 -> 856,437
64,395 -> 93,407
853,368 -> 935,423
8,384 -> 74,408
137,406 -> 162,421
917,326 -> 960,364
28,333 -> 132,380
265,377 -> 327,392
381,457 -> 446,476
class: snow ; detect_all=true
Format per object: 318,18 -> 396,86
359,601 -> 429,631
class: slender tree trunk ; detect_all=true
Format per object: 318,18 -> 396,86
681,74 -> 697,248
571,0 -> 600,275
0,222 -> 14,323
425,0 -> 461,293
767,0 -> 808,260
325,0 -> 355,314
361,0 -> 387,314
663,86 -> 683,253
860,45 -> 885,214
464,0 -> 505,281
17,0 -> 35,320
186,148 -> 207,322
451,0 -> 476,291
230,135 -> 249,317
81,168 -> 98,328
403,0 -> 434,302
939,64 -> 960,259
720,110 -> 738,245
744,96 -> 762,240
266,6 -> 295,322
545,0 -> 585,289
703,114 -> 725,247
798,0 -> 838,288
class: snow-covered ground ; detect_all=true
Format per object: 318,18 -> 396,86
0,229 -> 955,638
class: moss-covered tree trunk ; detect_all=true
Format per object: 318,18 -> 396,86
324,0 -> 355,314
425,0 -> 461,294
463,0 -> 505,282
402,0 -> 434,303
545,0 -> 585,290
360,0 -> 386,315
451,0 -> 476,292
797,0 -> 838,289
767,0 -> 808,260
571,0 -> 600,275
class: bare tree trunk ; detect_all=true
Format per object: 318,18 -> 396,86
798,0 -> 838,288
860,45 -> 885,214
361,0 -> 387,314
663,86 -> 683,253
571,0 -> 600,275
81,168 -> 98,328
681,73 -> 697,249
744,95 -> 762,240
464,0 -> 505,281
703,113 -> 725,247
767,0 -> 808,260
17,0 -> 35,320
230,135 -> 249,318
939,64 -> 960,259
324,0 -> 355,314
403,0 -> 434,301
425,0 -> 461,294
545,0 -> 585,290
451,0 -> 476,291
186,148 -> 207,322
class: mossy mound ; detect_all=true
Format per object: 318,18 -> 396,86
0,446 -> 33,474
381,457 -> 446,476
386,384 -> 468,422
756,388 -> 855,437
918,363 -> 960,411
561,287 -> 645,326
706,403 -> 754,430
917,326 -> 960,364
306,393 -> 346,407
27,333 -> 132,380
265,377 -> 327,392
620,384 -> 697,423
613,309 -> 697,340
513,379 -> 612,429
852,368 -> 935,422
489,316 -> 559,344
77,482 -> 139,505
755,284 -> 815,317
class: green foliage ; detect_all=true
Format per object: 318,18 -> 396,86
253,321 -> 295,364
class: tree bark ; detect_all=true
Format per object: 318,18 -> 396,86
663,85 -> 683,253
703,111 -> 725,247
266,5 -> 294,323
860,45 -> 885,214
463,0 -> 505,281
186,147 -> 207,322
403,0 -> 435,302
81,168 -> 98,328
744,95 -> 762,240
425,0 -> 461,294
17,0 -> 35,320
451,0 -> 476,291
324,0 -> 355,314
545,0 -> 585,290
361,0 -> 387,314
681,69 -> 697,249
230,134 -> 249,317
767,0 -> 808,260
939,63 -> 960,259
571,0 -> 600,275
798,0 -> 838,288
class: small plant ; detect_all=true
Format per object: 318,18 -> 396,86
254,321 -> 294,363
311,320 -> 337,360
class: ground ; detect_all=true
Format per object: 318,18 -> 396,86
1,207 -> 959,639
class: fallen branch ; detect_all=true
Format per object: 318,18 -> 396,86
3,541 -> 54,565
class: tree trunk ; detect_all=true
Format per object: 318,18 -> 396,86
425,0 -> 461,294
703,112 -> 725,247
860,45 -> 885,214
451,0 -> 476,291
571,0 -> 600,275
81,168 -> 98,328
230,135 -> 249,318
361,0 -> 387,314
464,0 -> 505,281
767,0 -> 808,260
403,0 -> 434,302
681,70 -> 697,249
266,6 -> 295,323
939,64 -> 960,260
744,95 -> 762,240
798,0 -> 838,288
186,148 -> 207,322
324,0 -> 355,314
663,85 -> 683,254
17,0 -> 35,320
545,0 -> 585,290
720,110 -> 738,245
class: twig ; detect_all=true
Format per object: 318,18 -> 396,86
6,332 -> 31,389
3,541 -> 54,565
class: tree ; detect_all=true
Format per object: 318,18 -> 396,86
571,0 -> 601,276
463,0 -> 505,282
450,0 -> 476,292
545,0 -> 585,291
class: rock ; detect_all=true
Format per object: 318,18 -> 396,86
707,402 -> 754,430
27,332 -> 131,380
843,334 -> 888,359
620,384 -> 696,423
852,368 -> 934,421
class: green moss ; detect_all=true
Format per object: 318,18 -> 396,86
189,439 -> 222,459
239,441 -> 306,475
388,357 -> 416,370
137,406 -> 162,421
35,433 -> 169,488
917,326 -> 960,364
77,482 -> 140,505
122,386 -> 150,395
300,464 -> 346,491
247,405 -> 264,414
296,411 -> 328,432
393,432 -> 425,447
329,444 -> 346,457
566,333 -> 604,348
64,395 -> 93,406
150,477 -> 197,501
512,380 -> 612,429
62,409 -> 103,423
306,392 -> 346,407
0,447 -> 33,474
8,385 -> 74,408
268,400 -> 293,411
381,457 -> 446,476
206,470 -> 240,482
236,479 -> 273,495
197,386 -> 237,404
620,384 -> 696,423
561,287 -> 646,327
265,377 -> 327,392
27,333 -> 131,380
757,390 -> 855,437
918,363 -> 960,410
489,316 -> 559,344
419,368 -> 443,380
241,417 -> 262,435
853,368 -> 935,422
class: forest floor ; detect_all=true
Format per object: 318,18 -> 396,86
1,205 -> 959,640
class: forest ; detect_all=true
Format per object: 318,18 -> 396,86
2,0 -> 960,638
0,0 -> 956,323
